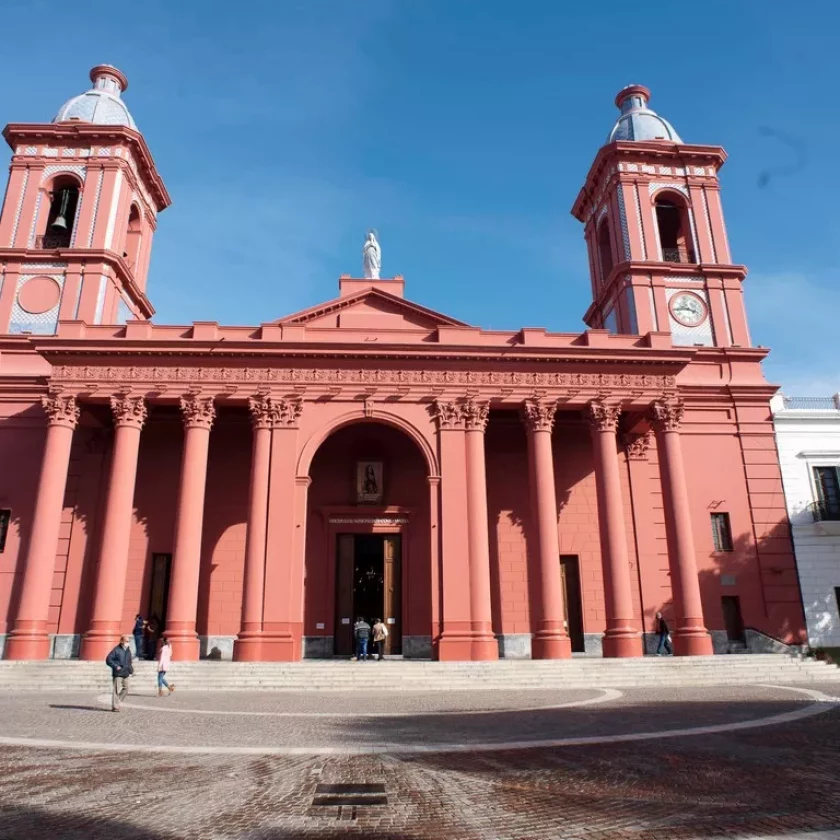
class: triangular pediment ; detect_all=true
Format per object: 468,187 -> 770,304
276,288 -> 470,331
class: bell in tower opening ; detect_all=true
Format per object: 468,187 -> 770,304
42,184 -> 79,249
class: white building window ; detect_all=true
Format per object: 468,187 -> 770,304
813,466 -> 840,522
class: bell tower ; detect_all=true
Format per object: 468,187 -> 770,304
571,85 -> 750,348
0,65 -> 170,334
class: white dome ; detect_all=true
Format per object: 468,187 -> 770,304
53,65 -> 137,130
607,85 -> 681,144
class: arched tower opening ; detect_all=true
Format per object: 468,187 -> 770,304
654,192 -> 695,264
303,420 -> 432,659
39,175 -> 81,249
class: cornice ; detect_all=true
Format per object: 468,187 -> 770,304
0,247 -> 155,317
2,122 -> 171,211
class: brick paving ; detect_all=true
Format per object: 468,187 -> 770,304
0,684 -> 839,839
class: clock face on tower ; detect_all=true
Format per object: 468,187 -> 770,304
669,291 -> 707,327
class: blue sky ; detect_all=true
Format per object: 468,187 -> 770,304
1,0 -> 837,395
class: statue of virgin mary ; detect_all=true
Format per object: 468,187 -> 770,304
362,230 -> 381,279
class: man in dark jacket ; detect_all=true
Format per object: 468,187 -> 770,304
353,617 -> 371,662
106,635 -> 134,711
133,614 -> 144,660
655,612 -> 673,656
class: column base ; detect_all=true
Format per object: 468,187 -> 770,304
437,633 -> 476,661
164,632 -> 200,661
531,633 -> 572,660
602,631 -> 643,658
4,623 -> 51,660
673,629 -> 714,656
233,634 -> 265,662
471,636 -> 499,661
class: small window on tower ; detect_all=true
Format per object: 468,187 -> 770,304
597,220 -> 614,282
711,512 -> 733,552
655,194 -> 695,263
124,205 -> 142,270
0,509 -> 11,553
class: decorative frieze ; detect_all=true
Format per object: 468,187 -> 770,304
41,394 -> 80,429
51,364 -> 677,393
586,397 -> 622,432
522,399 -> 557,433
653,397 -> 685,432
180,395 -> 216,430
110,395 -> 147,429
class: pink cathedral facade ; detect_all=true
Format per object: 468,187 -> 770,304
0,71 -> 805,662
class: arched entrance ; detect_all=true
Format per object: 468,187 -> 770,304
303,421 -> 433,659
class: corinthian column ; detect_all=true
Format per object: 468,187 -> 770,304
522,399 -> 571,659
5,394 -> 80,660
233,396 -> 274,661
586,398 -> 642,657
165,395 -> 215,661
261,397 -> 304,661
80,395 -> 148,660
653,397 -> 713,655
463,398 -> 498,660
432,399 -> 474,660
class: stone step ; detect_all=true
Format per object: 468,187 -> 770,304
1,655 -> 837,691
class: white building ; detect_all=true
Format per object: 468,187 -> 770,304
771,393 -> 840,650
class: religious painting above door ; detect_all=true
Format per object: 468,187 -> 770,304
356,461 -> 383,504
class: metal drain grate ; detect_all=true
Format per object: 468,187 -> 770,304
313,783 -> 388,807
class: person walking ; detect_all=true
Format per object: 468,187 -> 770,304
156,636 -> 175,696
106,634 -> 134,712
655,611 -> 673,656
353,616 -> 371,662
133,614 -> 144,660
372,618 -> 388,661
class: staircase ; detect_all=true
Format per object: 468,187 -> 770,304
0,654 -> 838,692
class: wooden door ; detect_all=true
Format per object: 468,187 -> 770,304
334,535 -> 355,655
383,536 -> 402,655
559,555 -> 585,652
148,553 -> 172,627
721,595 -> 745,642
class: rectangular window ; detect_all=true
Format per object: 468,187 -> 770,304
813,467 -> 840,521
0,509 -> 10,553
835,588 -> 840,619
711,512 -> 733,552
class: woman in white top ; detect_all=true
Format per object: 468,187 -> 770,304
157,636 -> 176,696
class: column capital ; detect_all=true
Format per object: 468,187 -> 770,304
179,395 -> 215,430
652,396 -> 685,432
41,393 -> 80,429
624,430 -> 652,461
586,397 -> 622,432
463,398 -> 489,432
248,395 -> 274,430
431,399 -> 466,430
110,395 -> 147,430
273,397 -> 303,428
522,399 -> 557,433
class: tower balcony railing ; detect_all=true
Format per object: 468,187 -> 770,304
661,247 -> 695,264
808,500 -> 840,523
34,232 -> 72,250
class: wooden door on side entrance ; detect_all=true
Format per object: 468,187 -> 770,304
559,555 -> 585,653
334,535 -> 355,655
383,536 -> 401,655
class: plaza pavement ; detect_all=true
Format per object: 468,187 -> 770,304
1,682 -> 840,839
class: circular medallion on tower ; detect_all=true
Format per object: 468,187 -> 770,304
668,291 -> 707,327
17,276 -> 61,314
